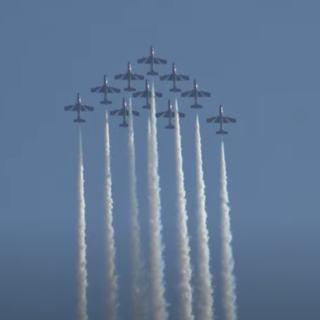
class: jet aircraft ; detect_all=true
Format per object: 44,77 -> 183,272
159,63 -> 189,92
110,98 -> 140,127
114,62 -> 144,91
64,93 -> 94,123
156,100 -> 185,129
206,105 -> 236,134
137,46 -> 167,75
132,79 -> 162,109
90,74 -> 120,104
181,79 -> 211,108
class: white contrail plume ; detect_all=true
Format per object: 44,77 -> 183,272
128,98 -> 146,320
104,113 -> 118,320
147,83 -> 168,320
195,115 -> 214,320
220,141 -> 237,320
173,98 -> 194,320
147,117 -> 151,145
77,129 -> 88,320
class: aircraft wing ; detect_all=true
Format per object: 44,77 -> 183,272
115,72 -> 129,80
110,108 -> 126,116
153,57 -> 167,64
160,73 -> 189,81
91,86 -> 105,93
155,91 -> 163,97
197,90 -> 211,97
137,56 -> 167,64
207,115 -> 221,123
131,73 -> 145,80
137,56 -> 152,64
156,110 -> 170,118
181,89 -> 196,97
156,110 -> 184,118
132,110 -> 140,116
133,90 -> 148,98
64,104 -> 78,111
107,86 -> 121,93
160,73 -> 174,81
176,74 -> 189,81
133,90 -> 162,98
223,116 -> 236,123
82,105 -> 94,111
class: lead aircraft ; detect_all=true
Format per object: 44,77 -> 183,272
137,46 -> 167,75
110,98 -> 140,127
160,63 -> 189,92
90,74 -> 120,104
206,105 -> 236,134
156,100 -> 185,129
181,79 -> 211,108
132,79 -> 162,109
64,93 -> 94,123
115,62 -> 144,91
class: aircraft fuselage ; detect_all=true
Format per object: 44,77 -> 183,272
127,62 -> 133,90
128,73 -> 132,89
122,102 -> 128,126
219,106 -> 225,131
194,81 -> 199,105
168,102 -> 174,127
123,111 -> 128,125
103,76 -> 108,100
173,65 -> 177,89
151,54 -> 155,72
173,74 -> 177,89
147,89 -> 151,108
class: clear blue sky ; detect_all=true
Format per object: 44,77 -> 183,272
0,1 -> 319,319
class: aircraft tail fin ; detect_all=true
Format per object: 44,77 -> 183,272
147,70 -> 159,76
216,130 -> 228,135
165,124 -> 175,129
191,104 -> 203,109
74,118 -> 85,123
170,87 -> 181,92
143,104 -> 151,109
100,100 -> 112,105
124,87 -> 136,92
119,122 -> 128,128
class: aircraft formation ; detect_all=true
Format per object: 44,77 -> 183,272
64,46 -> 236,134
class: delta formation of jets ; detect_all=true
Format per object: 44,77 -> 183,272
63,46 -> 236,135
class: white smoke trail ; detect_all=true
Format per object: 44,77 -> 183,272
195,115 -> 214,320
220,141 -> 237,320
77,129 -> 88,320
173,98 -> 194,320
104,113 -> 118,320
147,117 -> 151,146
128,98 -> 146,320
147,84 -> 168,320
